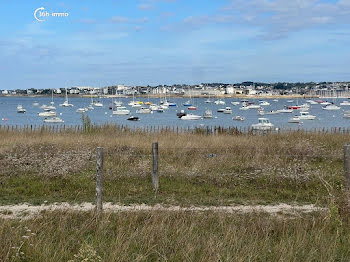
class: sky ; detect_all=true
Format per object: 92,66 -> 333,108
0,0 -> 350,89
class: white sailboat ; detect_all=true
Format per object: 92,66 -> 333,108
41,90 -> 56,110
60,88 -> 74,107
90,92 -> 103,107
17,104 -> 26,113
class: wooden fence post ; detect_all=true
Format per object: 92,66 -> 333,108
344,144 -> 350,188
96,147 -> 104,215
152,142 -> 159,192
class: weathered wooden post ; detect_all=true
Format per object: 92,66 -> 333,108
96,147 -> 104,215
152,142 -> 159,192
344,144 -> 350,188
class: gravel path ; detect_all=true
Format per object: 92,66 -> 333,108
0,202 -> 328,220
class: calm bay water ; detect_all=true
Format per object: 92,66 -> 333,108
0,96 -> 349,130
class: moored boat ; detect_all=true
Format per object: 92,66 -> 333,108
232,116 -> 244,121
112,106 -> 130,115
180,114 -> 201,120
251,118 -> 274,131
203,109 -> 213,118
44,117 -> 64,123
17,105 -> 26,113
127,116 -> 139,121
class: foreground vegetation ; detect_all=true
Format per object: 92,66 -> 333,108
0,126 -> 350,261
1,209 -> 350,262
0,126 -> 347,206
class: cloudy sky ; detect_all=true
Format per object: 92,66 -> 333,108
0,0 -> 350,89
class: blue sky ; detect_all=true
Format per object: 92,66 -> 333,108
0,0 -> 350,89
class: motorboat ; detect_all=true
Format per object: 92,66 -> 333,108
214,99 -> 225,105
232,116 -> 244,121
259,101 -> 270,106
92,102 -> 103,107
17,105 -> 26,113
180,114 -> 201,120
127,116 -> 139,121
257,108 -> 264,115
251,118 -> 274,131
203,109 -> 213,118
288,116 -> 300,123
277,108 -> 293,113
204,99 -> 213,103
33,102 -> 39,106
322,104 -> 340,110
340,101 -> 350,106
298,111 -> 316,120
159,104 -> 168,110
239,106 -> 250,111
188,106 -> 197,110
38,111 -> 56,117
130,102 -> 142,108
231,102 -> 240,106
40,104 -> 56,111
265,110 -> 279,115
177,110 -> 187,118
287,100 -> 294,103
272,99 -> 279,102
76,108 -> 88,113
136,107 -> 151,114
112,106 -> 130,115
44,117 -> 64,123
217,108 -> 226,112
150,105 -> 160,111
223,107 -> 232,114
320,101 -> 331,105
246,104 -> 261,109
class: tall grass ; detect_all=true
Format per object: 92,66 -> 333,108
1,210 -> 350,262
0,127 -> 348,205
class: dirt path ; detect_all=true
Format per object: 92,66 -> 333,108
0,202 -> 328,220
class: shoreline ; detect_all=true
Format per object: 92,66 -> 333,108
0,94 -> 338,99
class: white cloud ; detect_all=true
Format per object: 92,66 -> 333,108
222,0 -> 350,38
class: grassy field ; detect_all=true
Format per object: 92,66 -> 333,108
0,126 -> 346,206
1,209 -> 350,261
0,127 -> 350,261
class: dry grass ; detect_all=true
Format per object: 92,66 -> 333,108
0,127 -> 350,261
0,127 -> 347,205
1,209 -> 350,262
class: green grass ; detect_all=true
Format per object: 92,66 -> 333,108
0,160 -> 343,206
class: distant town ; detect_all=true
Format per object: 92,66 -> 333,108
2,81 -> 350,97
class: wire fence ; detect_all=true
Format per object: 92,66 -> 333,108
0,124 -> 350,135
